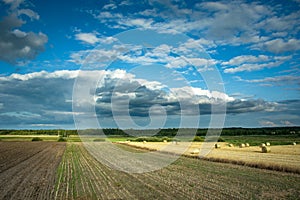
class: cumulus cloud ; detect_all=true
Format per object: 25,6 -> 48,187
0,0 -> 48,64
1,70 -> 297,128
0,71 -> 75,126
75,33 -> 101,45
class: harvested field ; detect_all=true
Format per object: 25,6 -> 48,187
0,142 -> 66,200
54,142 -> 300,199
121,142 -> 300,173
1,141 -> 299,199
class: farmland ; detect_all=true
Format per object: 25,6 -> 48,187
0,142 -> 65,199
54,142 -> 300,199
0,135 -> 300,199
122,141 -> 300,173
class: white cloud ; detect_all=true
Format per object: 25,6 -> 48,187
101,36 -> 118,44
3,0 -> 24,10
94,0 -> 299,52
259,120 -> 277,127
17,9 -> 40,20
103,3 -> 117,10
198,2 -> 229,11
12,29 -> 27,37
185,58 -> 216,68
75,33 -> 100,45
222,55 -> 270,66
119,0 -> 132,6
224,61 -> 282,73
0,111 -> 41,119
69,46 -> 125,65
0,70 -> 79,81
236,75 -> 300,86
198,1 -> 271,40
223,55 -> 291,73
1,69 -> 295,127
75,32 -> 118,45
281,120 -> 294,126
179,38 -> 216,50
259,38 -> 300,54
257,11 -> 300,34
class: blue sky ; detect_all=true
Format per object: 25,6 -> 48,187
0,0 -> 299,129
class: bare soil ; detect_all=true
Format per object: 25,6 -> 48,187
0,142 -> 66,200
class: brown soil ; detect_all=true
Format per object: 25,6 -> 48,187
0,142 -> 66,200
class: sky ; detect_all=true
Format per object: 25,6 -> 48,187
0,0 -> 299,129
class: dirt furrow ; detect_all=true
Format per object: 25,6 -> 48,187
0,142 -> 65,200
0,142 -> 46,173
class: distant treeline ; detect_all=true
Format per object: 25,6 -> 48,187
0,129 -> 77,136
0,127 -> 299,136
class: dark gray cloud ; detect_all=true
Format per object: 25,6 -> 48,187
0,71 -> 75,126
0,1 -> 48,64
0,70 -> 298,128
92,71 -> 283,117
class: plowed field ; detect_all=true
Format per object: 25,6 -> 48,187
0,142 -> 66,200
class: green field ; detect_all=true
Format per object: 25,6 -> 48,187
1,134 -> 299,146
221,135 -> 300,146
0,135 -> 60,141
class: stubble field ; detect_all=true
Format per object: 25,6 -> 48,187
122,141 -> 300,173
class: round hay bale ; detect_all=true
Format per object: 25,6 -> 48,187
215,143 -> 221,148
245,143 -> 250,147
260,143 -> 266,147
261,146 -> 271,153
239,143 -> 245,148
228,143 -> 234,147
266,142 -> 271,146
163,140 -> 167,143
191,148 -> 200,154
143,140 -> 147,144
293,142 -> 296,145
